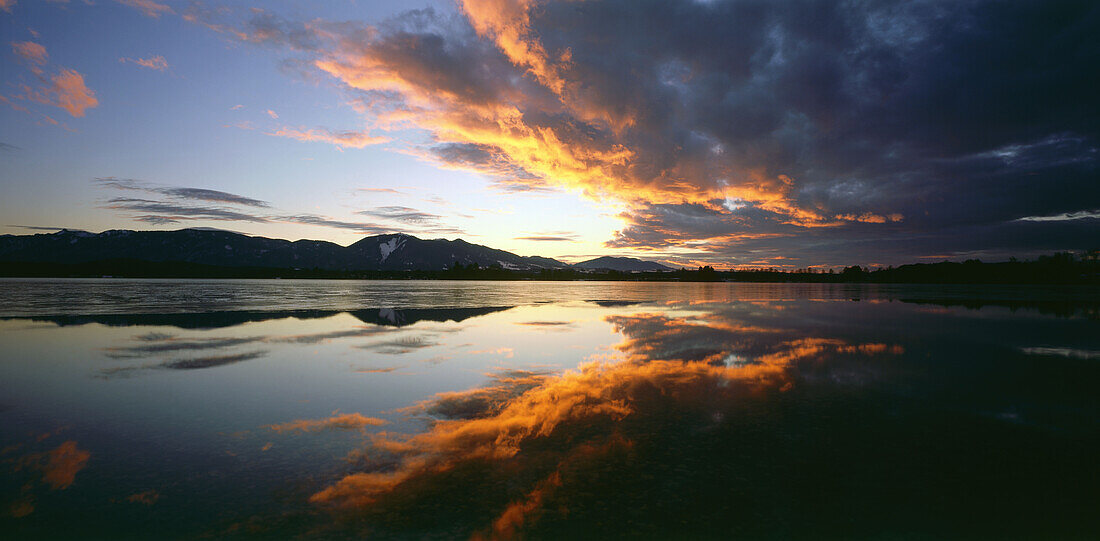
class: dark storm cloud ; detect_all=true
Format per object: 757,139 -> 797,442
530,0 -> 1099,262
189,1 -> 1099,263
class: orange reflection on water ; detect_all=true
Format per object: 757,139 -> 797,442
7,439 -> 91,518
309,308 -> 904,539
267,412 -> 388,433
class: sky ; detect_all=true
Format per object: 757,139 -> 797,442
0,0 -> 1097,268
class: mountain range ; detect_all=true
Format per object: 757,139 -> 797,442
0,229 -> 674,272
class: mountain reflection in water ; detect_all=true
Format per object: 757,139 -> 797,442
0,283 -> 1097,539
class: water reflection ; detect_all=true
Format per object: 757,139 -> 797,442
15,306 -> 515,330
4,438 -> 91,519
303,304 -> 1095,539
306,308 -> 915,538
0,284 -> 1097,539
63,308 -> 519,378
266,414 -> 387,433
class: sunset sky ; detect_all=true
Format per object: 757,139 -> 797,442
1,0 -> 1097,268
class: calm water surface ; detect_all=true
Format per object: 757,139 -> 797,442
0,279 -> 1097,539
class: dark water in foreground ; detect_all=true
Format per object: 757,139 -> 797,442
0,279 -> 1097,540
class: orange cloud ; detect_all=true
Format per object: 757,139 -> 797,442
298,12 -> 826,224
20,67 -> 99,117
188,4 -> 912,248
269,126 -> 388,149
459,0 -> 566,95
11,41 -> 47,65
835,212 -> 905,224
116,0 -> 172,18
266,412 -> 388,433
119,55 -> 168,71
0,0 -> 14,14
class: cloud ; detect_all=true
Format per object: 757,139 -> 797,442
514,236 -> 575,242
357,206 -> 441,225
40,69 -> 98,117
358,187 -> 406,195
105,197 -> 271,223
423,143 -> 555,194
267,412 -> 388,432
115,0 -> 171,18
97,176 -> 267,206
1015,210 -> 1100,222
157,187 -> 269,207
93,177 -> 406,233
230,104 -> 244,110
8,41 -> 98,119
7,224 -> 70,231
0,0 -> 14,14
275,214 -> 390,233
11,41 -> 47,64
269,126 -> 388,149
133,215 -> 178,225
119,55 -> 168,71
185,1 -> 1100,263
265,108 -> 278,119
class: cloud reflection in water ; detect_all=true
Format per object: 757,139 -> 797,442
305,307 -> 921,539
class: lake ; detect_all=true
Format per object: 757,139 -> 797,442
1,279 -> 1098,539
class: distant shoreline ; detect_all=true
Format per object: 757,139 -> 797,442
1,256 -> 1096,285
